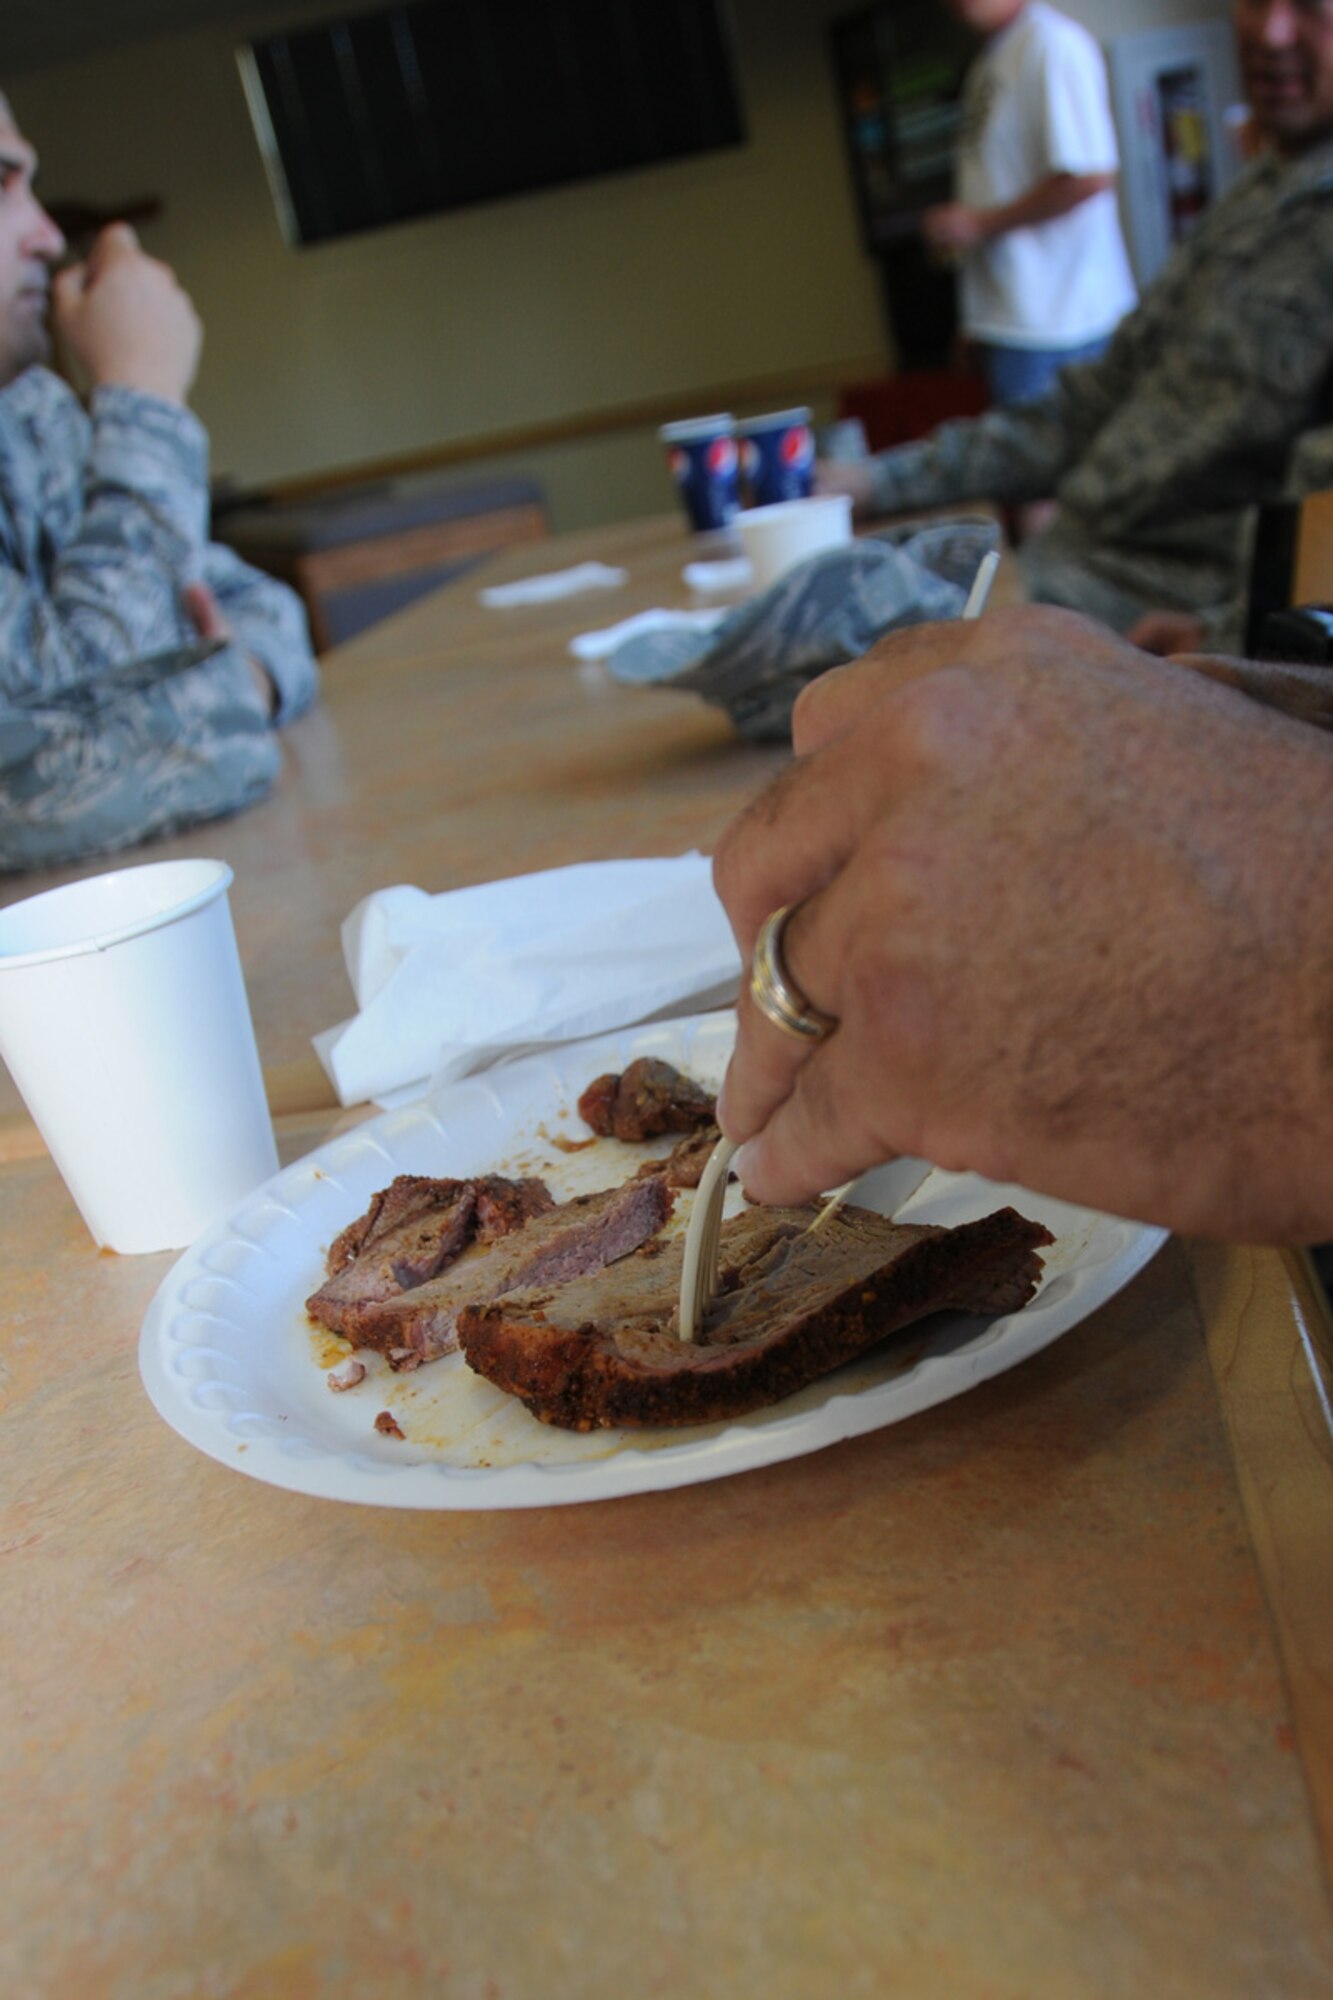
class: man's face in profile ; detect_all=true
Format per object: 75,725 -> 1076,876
1236,0 -> 1333,153
0,116 -> 66,388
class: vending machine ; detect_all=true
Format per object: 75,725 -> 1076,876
826,2 -> 974,364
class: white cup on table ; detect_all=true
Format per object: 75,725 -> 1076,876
736,492 -> 854,593
0,858 -> 278,1254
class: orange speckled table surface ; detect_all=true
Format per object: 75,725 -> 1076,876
2,516 -> 1332,1997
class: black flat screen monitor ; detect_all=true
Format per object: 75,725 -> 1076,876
239,0 -> 747,247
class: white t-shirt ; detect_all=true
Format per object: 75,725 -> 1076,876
955,1 -> 1137,348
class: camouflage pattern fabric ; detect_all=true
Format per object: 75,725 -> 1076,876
867,138 -> 1333,638
607,518 -> 1000,741
0,367 -> 319,872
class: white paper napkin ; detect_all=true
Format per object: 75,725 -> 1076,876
479,562 -> 628,608
683,556 -> 753,593
568,607 -> 728,661
313,855 -> 742,1108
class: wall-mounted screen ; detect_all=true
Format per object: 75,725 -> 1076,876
239,0 -> 747,247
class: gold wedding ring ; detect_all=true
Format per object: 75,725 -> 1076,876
749,904 -> 839,1044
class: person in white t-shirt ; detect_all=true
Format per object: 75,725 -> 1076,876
923,0 -> 1137,404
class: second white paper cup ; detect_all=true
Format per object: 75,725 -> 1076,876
736,493 -> 853,592
0,858 -> 278,1254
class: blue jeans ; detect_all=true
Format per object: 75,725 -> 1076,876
976,336 -> 1112,406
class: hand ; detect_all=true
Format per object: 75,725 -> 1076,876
183,580 -> 275,713
1125,608 -> 1207,656
813,456 -> 875,516
921,201 -> 989,255
711,606 -> 1333,1243
53,223 -> 202,405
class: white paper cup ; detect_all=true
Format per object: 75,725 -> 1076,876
0,858 -> 278,1254
736,493 -> 854,592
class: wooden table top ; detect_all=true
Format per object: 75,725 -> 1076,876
2,513 -> 1332,1998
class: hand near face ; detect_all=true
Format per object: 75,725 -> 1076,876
712,606 -> 1333,1243
53,222 -> 202,405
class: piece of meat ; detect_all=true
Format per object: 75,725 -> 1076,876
310,1179 -> 479,1323
577,1057 -> 716,1143
457,1203 -> 1053,1431
374,1410 -> 405,1439
325,1174 -> 470,1275
474,1175 -> 556,1240
636,1122 -> 723,1190
575,1071 -> 620,1138
332,1174 -> 676,1369
307,1173 -> 555,1335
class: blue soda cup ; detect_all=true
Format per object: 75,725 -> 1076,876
738,407 -> 815,506
659,414 -> 740,532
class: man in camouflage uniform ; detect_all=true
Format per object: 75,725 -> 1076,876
821,0 -> 1333,651
0,93 -> 318,873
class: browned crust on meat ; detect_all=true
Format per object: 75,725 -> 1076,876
575,1072 -> 620,1138
635,1123 -> 722,1190
473,1176 -> 557,1239
458,1207 -> 1053,1431
325,1174 -> 468,1274
308,1173 -> 555,1338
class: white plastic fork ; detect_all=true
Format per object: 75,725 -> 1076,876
676,551 -> 999,1341
676,1134 -> 739,1343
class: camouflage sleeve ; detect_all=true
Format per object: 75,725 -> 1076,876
0,641 -> 281,875
865,337 -> 1131,518
196,542 -> 321,725
0,382 -> 209,702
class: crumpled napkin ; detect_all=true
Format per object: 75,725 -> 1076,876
605,516 -> 1001,739
313,854 -> 742,1108
479,561 -> 628,608
568,607 -> 728,662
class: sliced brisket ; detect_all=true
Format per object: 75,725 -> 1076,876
307,1172 -> 554,1335
322,1173 -> 676,1369
324,1173 -> 471,1275
457,1203 -> 1053,1431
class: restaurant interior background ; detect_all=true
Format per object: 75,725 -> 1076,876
7,0 -> 1237,535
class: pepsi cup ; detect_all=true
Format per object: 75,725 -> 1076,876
659,414 -> 740,533
738,407 -> 815,507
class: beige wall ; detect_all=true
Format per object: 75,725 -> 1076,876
11,0 -> 1236,530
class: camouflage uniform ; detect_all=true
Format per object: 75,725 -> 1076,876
0,366 -> 319,873
867,138 -> 1333,641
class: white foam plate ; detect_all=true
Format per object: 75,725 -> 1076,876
139,1013 -> 1167,1510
